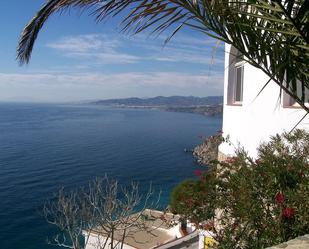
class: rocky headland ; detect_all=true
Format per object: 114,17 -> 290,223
193,133 -> 223,165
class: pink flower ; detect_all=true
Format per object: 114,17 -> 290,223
298,171 -> 304,178
287,164 -> 294,171
225,156 -> 237,164
194,170 -> 203,176
187,198 -> 194,208
275,192 -> 285,204
217,130 -> 223,135
255,159 -> 262,165
282,207 -> 294,219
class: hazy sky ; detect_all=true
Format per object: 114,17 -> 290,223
0,1 -> 225,102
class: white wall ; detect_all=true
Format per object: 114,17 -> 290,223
155,230 -> 199,249
85,233 -> 136,249
198,230 -> 216,249
219,44 -> 309,158
166,223 -> 182,238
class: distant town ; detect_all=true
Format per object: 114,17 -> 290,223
90,96 -> 223,116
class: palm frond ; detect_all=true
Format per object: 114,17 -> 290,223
17,0 -> 309,112
17,0 -> 99,64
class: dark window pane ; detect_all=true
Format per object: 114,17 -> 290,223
235,67 -> 243,102
290,80 -> 309,105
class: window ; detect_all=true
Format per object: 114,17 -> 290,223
283,80 -> 309,108
227,47 -> 244,105
291,81 -> 309,107
234,61 -> 244,103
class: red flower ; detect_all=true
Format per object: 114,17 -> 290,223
298,171 -> 305,178
287,164 -> 294,171
225,156 -> 237,164
255,159 -> 262,165
187,198 -> 194,208
275,192 -> 285,204
282,207 -> 294,219
194,170 -> 203,176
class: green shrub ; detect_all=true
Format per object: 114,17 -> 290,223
215,129 -> 309,248
170,179 -> 195,214
170,172 -> 217,225
170,129 -> 309,248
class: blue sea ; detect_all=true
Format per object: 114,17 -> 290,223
0,103 -> 222,249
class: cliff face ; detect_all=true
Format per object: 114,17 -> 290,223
193,134 -> 223,165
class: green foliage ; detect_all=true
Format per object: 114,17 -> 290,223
170,179 -> 197,215
170,169 -> 217,225
215,129 -> 309,248
170,129 -> 309,248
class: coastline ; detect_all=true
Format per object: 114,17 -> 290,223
95,104 -> 223,117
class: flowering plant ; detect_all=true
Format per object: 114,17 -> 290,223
214,129 -> 309,248
169,169 -> 217,225
170,129 -> 309,248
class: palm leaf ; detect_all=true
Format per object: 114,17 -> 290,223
17,0 -> 309,112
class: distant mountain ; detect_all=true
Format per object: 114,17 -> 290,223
92,96 -> 223,107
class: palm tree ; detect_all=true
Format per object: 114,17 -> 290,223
17,0 -> 309,112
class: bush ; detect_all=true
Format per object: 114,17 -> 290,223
215,129 -> 309,248
170,171 -> 217,225
170,129 -> 309,248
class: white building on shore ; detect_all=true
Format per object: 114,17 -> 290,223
84,209 -> 198,249
219,44 -> 309,158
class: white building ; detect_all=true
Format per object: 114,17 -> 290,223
84,209 -> 198,249
218,44 -> 309,158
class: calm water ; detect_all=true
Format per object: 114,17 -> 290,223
0,103 -> 221,249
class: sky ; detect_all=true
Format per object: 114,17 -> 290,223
0,0 -> 225,103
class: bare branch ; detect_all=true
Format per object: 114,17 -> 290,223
43,176 -> 161,249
